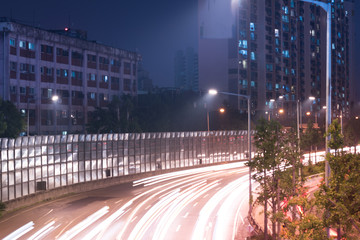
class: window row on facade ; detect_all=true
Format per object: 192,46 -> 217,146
9,63 -> 134,91
9,38 -> 136,75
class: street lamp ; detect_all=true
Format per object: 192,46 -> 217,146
52,95 -> 59,135
208,89 -> 252,214
299,0 -> 332,187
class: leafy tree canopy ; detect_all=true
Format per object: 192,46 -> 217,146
0,99 -> 25,138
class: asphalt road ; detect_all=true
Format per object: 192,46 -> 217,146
0,162 -> 253,240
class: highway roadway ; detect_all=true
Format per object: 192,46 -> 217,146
0,162 -> 254,240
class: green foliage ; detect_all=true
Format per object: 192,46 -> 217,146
316,153 -> 360,239
280,189 -> 328,240
301,120 -> 323,152
87,91 -> 251,133
87,95 -> 142,133
0,202 -> 5,217
343,118 -> 360,150
302,162 -> 324,177
326,119 -> 344,152
0,99 -> 25,138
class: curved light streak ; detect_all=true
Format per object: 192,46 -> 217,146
58,206 -> 109,240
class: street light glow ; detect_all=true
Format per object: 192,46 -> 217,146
309,96 -> 315,101
208,89 -> 218,95
52,95 -> 59,102
219,108 -> 225,113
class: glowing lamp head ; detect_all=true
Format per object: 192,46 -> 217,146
52,95 -> 59,102
208,89 -> 218,95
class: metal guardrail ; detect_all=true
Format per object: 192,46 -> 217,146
0,130 -> 254,202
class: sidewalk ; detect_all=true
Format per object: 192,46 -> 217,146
249,175 -> 323,236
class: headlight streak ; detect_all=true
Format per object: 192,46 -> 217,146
27,221 -> 56,240
133,162 -> 246,187
4,163 -> 250,240
192,174 -> 250,240
232,180 -> 259,240
116,171 -> 227,240
81,200 -> 133,240
152,181 -> 221,240
127,189 -> 181,240
213,176 -> 249,240
57,206 -> 109,240
3,221 -> 34,240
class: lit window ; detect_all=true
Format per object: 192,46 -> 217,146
239,50 -> 247,57
282,50 -> 290,58
72,71 -> 76,78
275,29 -> 279,37
9,38 -> 15,46
251,52 -> 256,61
103,75 -> 108,82
28,42 -> 35,50
63,69 -> 68,77
19,40 -> 26,48
250,23 -> 255,31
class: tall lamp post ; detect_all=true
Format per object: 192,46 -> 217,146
208,89 -> 252,213
52,95 -> 59,135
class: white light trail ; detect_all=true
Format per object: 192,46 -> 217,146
3,221 -> 34,240
27,221 -> 56,240
58,206 -> 109,240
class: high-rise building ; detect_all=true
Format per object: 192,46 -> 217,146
137,62 -> 153,93
0,18 -> 141,135
199,0 -> 354,122
174,47 -> 199,91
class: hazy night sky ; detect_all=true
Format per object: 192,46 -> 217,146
0,0 -> 198,87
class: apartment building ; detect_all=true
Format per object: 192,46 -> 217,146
199,0 -> 354,122
174,47 -> 199,92
0,19 -> 141,135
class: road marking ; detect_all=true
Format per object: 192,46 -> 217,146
176,225 -> 181,232
183,212 -> 189,218
145,205 -> 151,210
203,194 -> 209,198
193,202 -> 198,207
115,200 -> 122,204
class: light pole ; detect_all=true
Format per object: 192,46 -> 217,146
208,89 -> 252,214
52,95 -> 59,135
299,0 -> 332,187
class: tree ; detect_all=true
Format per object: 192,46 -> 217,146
343,118 -> 360,153
301,120 -> 322,164
248,118 -> 286,239
315,119 -> 360,239
0,99 -> 25,138
280,187 -> 328,240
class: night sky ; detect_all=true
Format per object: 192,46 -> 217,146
0,0 -> 198,87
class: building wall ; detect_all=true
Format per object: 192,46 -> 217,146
228,0 -> 352,122
0,21 -> 141,135
174,47 -> 199,91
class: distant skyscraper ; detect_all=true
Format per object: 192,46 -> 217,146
137,62 -> 153,93
199,0 -> 354,121
174,47 -> 199,91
